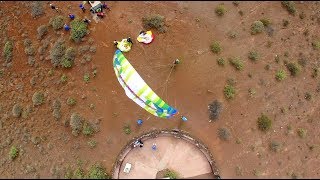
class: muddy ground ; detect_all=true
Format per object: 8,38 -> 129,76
0,1 -> 320,178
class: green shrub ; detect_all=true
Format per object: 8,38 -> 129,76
251,21 -> 264,35
142,14 -> 166,33
164,169 -> 179,179
37,25 -> 48,39
217,57 -> 225,66
61,58 -> 73,68
260,18 -> 271,27
123,124 -> 131,135
88,140 -> 97,148
275,70 -> 287,81
312,41 -> 320,50
70,113 -> 84,136
3,40 -> 13,63
82,122 -> 95,136
297,128 -> 307,138
24,46 -> 35,56
229,57 -> 244,70
70,19 -> 88,42
305,92 -> 312,101
61,74 -> 68,83
9,146 -> 19,160
224,84 -> 236,99
23,38 -> 32,47
74,167 -> 85,179
208,100 -> 222,121
84,73 -> 90,83
281,1 -> 296,15
31,1 -> 44,18
32,92 -> 44,106
67,97 -> 77,106
286,62 -> 301,76
248,51 -> 259,61
257,114 -> 272,132
87,164 -> 110,179
217,127 -> 231,141
210,41 -> 222,54
269,141 -> 281,152
12,104 -> 22,118
215,4 -> 226,16
50,39 -> 66,67
49,15 -> 65,30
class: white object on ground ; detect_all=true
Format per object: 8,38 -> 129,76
123,163 -> 132,173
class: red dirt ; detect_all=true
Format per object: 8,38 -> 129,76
0,1 -> 320,178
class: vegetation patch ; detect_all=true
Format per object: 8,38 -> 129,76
123,124 -> 131,135
217,127 -> 231,141
275,70 -> 287,81
142,14 -> 166,33
61,74 -> 68,83
312,40 -> 320,50
87,163 -> 110,179
260,18 -> 271,27
215,4 -> 226,16
281,1 -> 296,15
305,92 -> 312,101
286,62 -> 301,76
74,167 -> 85,179
49,15 -> 65,30
50,39 -> 66,67
84,73 -> 90,83
32,92 -> 44,106
210,41 -> 222,54
9,145 -> 19,160
3,40 -> 13,63
257,114 -> 272,132
248,51 -> 259,61
217,57 -> 225,66
297,128 -> 307,138
31,1 -> 44,18
229,57 -> 244,71
224,84 -> 236,99
82,122 -> 95,136
12,104 -> 23,118
251,21 -> 264,35
269,141 -> 281,152
70,19 -> 88,42
70,113 -> 84,136
67,97 -> 77,106
164,169 -> 179,179
208,100 -> 222,121
88,140 -> 97,149
37,25 -> 48,39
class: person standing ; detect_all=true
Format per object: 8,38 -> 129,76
152,143 -> 157,151
68,14 -> 75,20
79,4 -> 86,12
64,24 -> 70,31
49,3 -> 59,12
137,119 -> 143,126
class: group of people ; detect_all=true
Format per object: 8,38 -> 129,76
133,139 -> 157,151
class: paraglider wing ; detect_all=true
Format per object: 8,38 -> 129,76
113,50 -> 178,118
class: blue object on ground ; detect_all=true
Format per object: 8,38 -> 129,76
64,24 -> 70,31
137,119 -> 143,125
181,116 -> 188,121
69,14 -> 75,20
152,144 -> 157,150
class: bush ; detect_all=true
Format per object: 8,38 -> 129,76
251,21 -> 264,35
208,100 -> 222,121
78,45 -> 90,54
232,1 -> 239,6
89,46 -> 96,53
37,25 -> 48,39
248,51 -> 259,61
12,104 -> 22,118
217,127 -> 231,141
215,4 -> 226,16
53,109 -> 61,120
257,114 -> 272,132
142,14 -> 166,33
83,122 -> 95,136
87,164 -> 110,179
224,84 -> 236,99
61,74 -> 68,83
49,15 -> 65,30
23,38 -> 32,47
312,41 -> 320,50
32,91 -> 44,106
123,124 -> 131,135
281,1 -> 296,15
282,19 -> 289,27
217,57 -> 225,66
88,140 -> 97,148
275,70 -> 287,81
31,1 -> 44,18
70,19 -> 88,42
210,41 -> 222,54
52,99 -> 61,110
164,169 -> 179,179
50,39 -> 66,67
260,18 -> 271,27
28,56 -> 35,66
61,58 -> 73,68
70,113 -> 84,136
305,92 -> 312,101
297,128 -> 307,138
3,40 -> 13,63
229,57 -> 244,71
286,62 -> 301,76
9,146 -> 19,160
84,73 -> 90,83
74,167 -> 85,179
25,46 -> 35,56
67,97 -> 77,106
64,47 -> 76,60
269,141 -> 281,152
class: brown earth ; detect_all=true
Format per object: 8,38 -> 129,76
0,1 -> 320,179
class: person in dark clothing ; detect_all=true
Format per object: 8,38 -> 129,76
127,37 -> 133,44
50,3 -> 59,12
68,14 -> 75,20
83,18 -> 91,24
79,4 -> 86,12
113,40 -> 118,46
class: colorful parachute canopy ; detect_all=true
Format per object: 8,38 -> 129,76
113,50 -> 178,118
137,31 -> 154,44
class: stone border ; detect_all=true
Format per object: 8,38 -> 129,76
111,128 -> 220,179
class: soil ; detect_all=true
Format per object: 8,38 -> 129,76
0,1 -> 320,178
